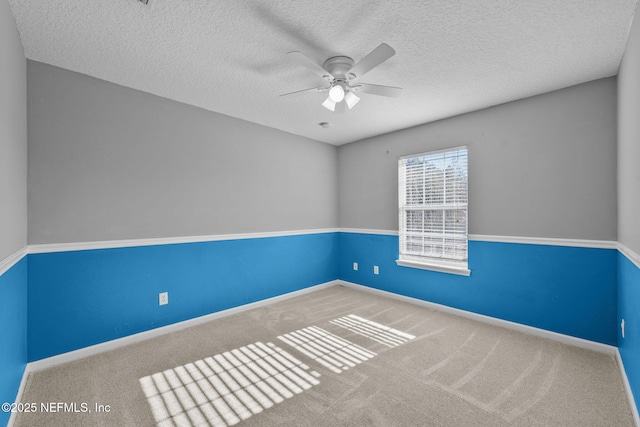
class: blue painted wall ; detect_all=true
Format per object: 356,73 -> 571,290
27,233 -> 338,361
23,231 -> 621,362
618,252 -> 640,410
338,232 -> 617,345
0,258 -> 28,427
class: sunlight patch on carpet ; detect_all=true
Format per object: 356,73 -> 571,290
278,325 -> 377,374
139,342 -> 320,427
330,314 -> 416,347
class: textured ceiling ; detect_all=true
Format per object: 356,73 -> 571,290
7,0 -> 639,145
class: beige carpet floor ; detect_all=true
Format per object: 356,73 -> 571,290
14,285 -> 634,426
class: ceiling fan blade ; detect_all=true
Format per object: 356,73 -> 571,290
287,51 -> 333,80
347,43 -> 395,79
353,83 -> 403,98
279,86 -> 328,97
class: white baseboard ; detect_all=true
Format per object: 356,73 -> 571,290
7,364 -> 30,427
337,280 -> 617,356
617,349 -> 640,427
25,280 -> 338,373
21,278 -> 620,369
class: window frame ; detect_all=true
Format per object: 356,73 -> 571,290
396,146 -> 470,276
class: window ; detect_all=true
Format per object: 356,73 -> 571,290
397,147 -> 470,276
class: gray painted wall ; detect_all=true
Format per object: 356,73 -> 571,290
28,61 -> 338,244
618,12 -> 640,255
338,78 -> 617,241
0,2 -> 27,260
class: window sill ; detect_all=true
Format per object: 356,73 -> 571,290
396,259 -> 471,276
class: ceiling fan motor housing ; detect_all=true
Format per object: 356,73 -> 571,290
323,56 -> 355,80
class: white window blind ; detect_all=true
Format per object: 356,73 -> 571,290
398,147 -> 468,271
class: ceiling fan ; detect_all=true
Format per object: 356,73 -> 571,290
280,43 -> 402,113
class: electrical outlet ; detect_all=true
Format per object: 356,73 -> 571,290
374,265 -> 379,275
353,262 -> 358,271
159,292 -> 168,306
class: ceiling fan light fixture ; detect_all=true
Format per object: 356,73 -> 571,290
328,84 -> 345,102
282,44 -> 402,113
322,96 -> 336,111
345,91 -> 360,109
